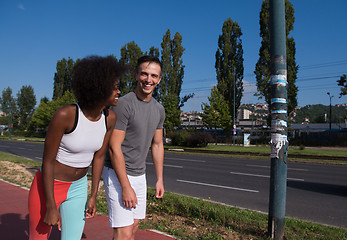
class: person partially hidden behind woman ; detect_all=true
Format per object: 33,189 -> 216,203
28,55 -> 128,240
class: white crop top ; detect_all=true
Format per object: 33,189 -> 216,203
56,104 -> 107,168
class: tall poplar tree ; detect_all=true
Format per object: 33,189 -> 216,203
160,29 -> 193,130
119,42 -> 143,95
215,18 -> 244,130
16,85 -> 36,130
53,57 -> 75,100
254,0 -> 298,117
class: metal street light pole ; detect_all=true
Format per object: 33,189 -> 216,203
327,92 -> 333,131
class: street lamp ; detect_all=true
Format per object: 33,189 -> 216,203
327,92 -> 333,131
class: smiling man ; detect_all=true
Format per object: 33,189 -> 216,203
103,56 -> 165,240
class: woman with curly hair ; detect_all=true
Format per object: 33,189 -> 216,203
28,55 -> 127,240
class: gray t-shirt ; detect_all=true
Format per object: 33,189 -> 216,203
104,92 -> 165,176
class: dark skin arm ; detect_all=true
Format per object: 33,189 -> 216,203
41,105 -> 76,230
86,110 -> 117,218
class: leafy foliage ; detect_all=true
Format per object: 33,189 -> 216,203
254,0 -> 298,117
28,91 -> 76,133
16,85 -> 36,130
201,86 -> 232,132
293,104 -> 347,124
0,87 -> 16,114
337,74 -> 347,97
160,29 -> 193,130
53,57 -> 75,100
119,42 -> 143,95
215,18 -> 244,127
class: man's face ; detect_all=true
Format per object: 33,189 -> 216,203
136,62 -> 161,97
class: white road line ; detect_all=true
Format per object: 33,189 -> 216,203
146,162 -> 183,168
165,157 -> 206,163
246,164 -> 309,172
230,171 -> 304,181
177,179 -> 259,193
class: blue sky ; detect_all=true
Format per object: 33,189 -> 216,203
1,0 -> 346,112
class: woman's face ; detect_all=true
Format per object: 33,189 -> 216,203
106,79 -> 121,106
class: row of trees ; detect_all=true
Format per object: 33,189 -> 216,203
5,0 -> 345,138
1,29 -> 193,134
0,86 -> 36,131
202,0 -> 299,134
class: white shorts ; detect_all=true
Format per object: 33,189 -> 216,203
102,166 -> 147,228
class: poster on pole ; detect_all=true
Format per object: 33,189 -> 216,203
244,133 -> 250,147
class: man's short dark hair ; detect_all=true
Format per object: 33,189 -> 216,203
136,55 -> 162,74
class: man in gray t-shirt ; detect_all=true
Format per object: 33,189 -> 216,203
103,56 -> 165,240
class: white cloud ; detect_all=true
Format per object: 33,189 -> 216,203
17,3 -> 25,10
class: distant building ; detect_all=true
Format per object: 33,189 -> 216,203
237,108 -> 251,120
180,111 -> 204,129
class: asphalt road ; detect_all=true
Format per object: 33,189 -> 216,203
1,140 -> 346,228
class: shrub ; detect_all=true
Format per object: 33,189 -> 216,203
186,131 -> 214,147
168,131 -> 189,146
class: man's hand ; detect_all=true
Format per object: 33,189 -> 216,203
122,186 -> 138,208
155,180 -> 165,198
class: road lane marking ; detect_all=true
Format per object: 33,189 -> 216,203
165,157 -> 206,163
146,162 -> 183,168
230,171 -> 304,181
176,179 -> 259,193
246,164 -> 308,172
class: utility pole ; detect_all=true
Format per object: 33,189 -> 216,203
268,0 -> 288,239
327,92 -> 333,131
233,67 -> 236,144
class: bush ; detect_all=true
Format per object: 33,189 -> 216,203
168,131 -> 189,146
186,132 -> 214,147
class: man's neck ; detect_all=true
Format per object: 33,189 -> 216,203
134,87 -> 152,102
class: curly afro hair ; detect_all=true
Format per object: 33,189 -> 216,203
71,55 -> 128,108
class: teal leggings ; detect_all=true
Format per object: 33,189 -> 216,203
28,170 -> 88,240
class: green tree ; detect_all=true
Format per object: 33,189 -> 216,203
215,18 -> 244,130
29,91 -> 76,132
337,74 -> 347,97
16,85 -> 36,130
254,0 -> 298,118
201,86 -> 232,132
0,87 -> 16,114
119,42 -> 143,95
160,29 -> 193,130
53,57 -> 75,100
146,46 -> 161,100
146,46 -> 160,58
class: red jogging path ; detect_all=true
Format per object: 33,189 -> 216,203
0,179 -> 175,240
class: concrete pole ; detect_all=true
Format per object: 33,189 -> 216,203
268,0 -> 288,239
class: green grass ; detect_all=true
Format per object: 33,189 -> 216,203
1,151 -> 346,239
0,151 -> 41,167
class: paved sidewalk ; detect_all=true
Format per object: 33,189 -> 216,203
0,179 -> 175,240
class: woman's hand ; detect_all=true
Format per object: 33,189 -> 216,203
86,197 -> 97,218
44,208 -> 62,231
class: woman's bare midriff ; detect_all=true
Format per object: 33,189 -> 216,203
53,160 -> 89,181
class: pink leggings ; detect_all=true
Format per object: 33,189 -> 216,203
28,170 -> 87,240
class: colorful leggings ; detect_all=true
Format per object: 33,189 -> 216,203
28,170 -> 87,240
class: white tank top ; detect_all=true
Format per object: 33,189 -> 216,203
56,104 -> 107,168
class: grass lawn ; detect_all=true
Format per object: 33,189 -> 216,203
1,151 -> 346,239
